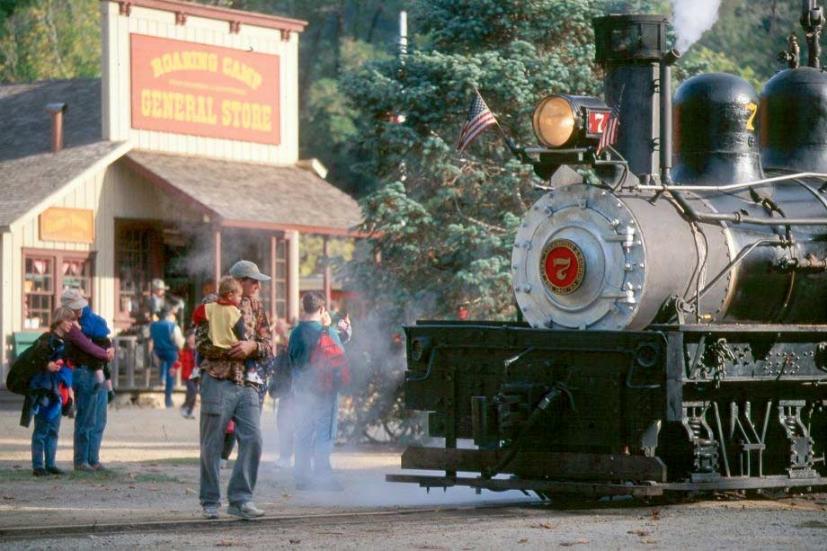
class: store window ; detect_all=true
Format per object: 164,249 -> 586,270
115,221 -> 162,327
23,250 -> 94,329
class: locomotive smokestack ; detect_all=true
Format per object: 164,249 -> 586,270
660,49 -> 680,184
593,15 -> 671,180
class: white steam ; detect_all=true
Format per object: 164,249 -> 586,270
671,0 -> 721,52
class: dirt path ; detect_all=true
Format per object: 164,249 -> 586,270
1,405 -> 826,549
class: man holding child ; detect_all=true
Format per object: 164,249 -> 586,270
194,260 -> 273,520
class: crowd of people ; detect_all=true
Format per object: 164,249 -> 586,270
12,259 -> 353,521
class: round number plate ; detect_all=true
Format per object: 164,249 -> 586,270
541,239 -> 586,295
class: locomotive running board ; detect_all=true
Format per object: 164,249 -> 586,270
398,447 -> 667,482
385,474 -> 663,497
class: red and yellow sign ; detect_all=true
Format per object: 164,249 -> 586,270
542,239 -> 585,295
39,207 -> 95,243
130,34 -> 280,145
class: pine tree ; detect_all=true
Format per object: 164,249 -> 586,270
343,0 -> 661,326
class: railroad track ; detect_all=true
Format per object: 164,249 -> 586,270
0,500 -> 540,541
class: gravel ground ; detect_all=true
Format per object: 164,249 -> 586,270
1,403 -> 826,549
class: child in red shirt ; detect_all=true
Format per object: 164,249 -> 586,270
179,331 -> 197,419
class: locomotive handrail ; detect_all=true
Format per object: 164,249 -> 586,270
634,172 -> 827,193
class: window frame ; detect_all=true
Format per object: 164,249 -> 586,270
21,248 -> 96,331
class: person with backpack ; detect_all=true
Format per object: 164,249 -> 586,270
27,307 -> 78,476
150,305 -> 185,408
288,292 -> 350,491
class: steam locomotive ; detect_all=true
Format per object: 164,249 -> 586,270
387,6 -> 827,497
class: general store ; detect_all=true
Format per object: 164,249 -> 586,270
0,0 -> 363,380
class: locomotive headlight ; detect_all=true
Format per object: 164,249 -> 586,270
531,94 -> 613,149
532,96 -> 576,147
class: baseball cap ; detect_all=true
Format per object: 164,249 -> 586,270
229,260 -> 271,281
60,288 -> 88,310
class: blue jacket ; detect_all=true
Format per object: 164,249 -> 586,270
30,366 -> 72,421
150,319 -> 179,355
79,306 -> 110,340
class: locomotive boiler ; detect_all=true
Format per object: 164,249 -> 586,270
387,6 -> 827,498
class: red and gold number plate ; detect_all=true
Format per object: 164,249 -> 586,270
541,239 -> 586,294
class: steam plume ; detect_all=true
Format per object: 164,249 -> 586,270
671,0 -> 721,52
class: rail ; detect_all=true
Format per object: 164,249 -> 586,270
111,335 -> 181,392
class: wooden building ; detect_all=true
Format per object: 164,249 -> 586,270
0,0 -> 362,378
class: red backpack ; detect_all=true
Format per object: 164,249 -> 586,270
308,332 -> 350,393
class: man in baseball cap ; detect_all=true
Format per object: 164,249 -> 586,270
60,288 -> 89,311
197,259 -> 273,520
228,260 -> 271,282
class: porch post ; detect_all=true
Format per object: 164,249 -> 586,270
270,234 -> 277,321
213,226 -> 222,284
323,235 -> 332,306
287,230 -> 300,323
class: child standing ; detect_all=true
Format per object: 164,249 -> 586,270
179,331 -> 197,419
29,307 -> 77,476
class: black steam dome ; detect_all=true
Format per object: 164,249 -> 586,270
760,67 -> 827,173
673,73 -> 763,185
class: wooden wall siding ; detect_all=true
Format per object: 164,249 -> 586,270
1,159 -> 203,369
101,2 -> 299,165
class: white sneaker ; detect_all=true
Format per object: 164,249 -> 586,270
227,501 -> 264,520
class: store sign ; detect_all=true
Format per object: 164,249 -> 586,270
130,34 -> 280,145
39,208 -> 95,243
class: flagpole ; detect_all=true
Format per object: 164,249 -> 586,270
472,87 -> 531,164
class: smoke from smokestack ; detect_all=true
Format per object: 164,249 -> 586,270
671,0 -> 721,52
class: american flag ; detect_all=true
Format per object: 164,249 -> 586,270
596,104 -> 620,156
457,90 -> 498,152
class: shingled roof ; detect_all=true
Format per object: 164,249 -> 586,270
0,78 -> 127,228
0,78 -> 363,234
124,150 -> 363,236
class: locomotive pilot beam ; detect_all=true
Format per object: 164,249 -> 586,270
388,5 -> 827,499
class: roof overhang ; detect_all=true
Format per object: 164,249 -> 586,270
122,150 -> 366,238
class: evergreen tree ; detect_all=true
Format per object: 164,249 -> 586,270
343,0 -> 660,327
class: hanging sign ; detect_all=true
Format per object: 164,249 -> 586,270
130,34 -> 281,145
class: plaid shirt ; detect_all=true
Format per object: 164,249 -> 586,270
196,294 -> 273,385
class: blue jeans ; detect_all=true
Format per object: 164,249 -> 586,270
73,367 -> 107,467
156,350 -> 178,408
32,414 -> 61,469
293,389 -> 338,481
199,375 -> 262,507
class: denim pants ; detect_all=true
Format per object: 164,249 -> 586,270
73,367 -> 107,467
32,414 -> 61,469
156,350 -> 178,408
292,389 -> 338,481
183,379 -> 198,412
199,375 -> 262,507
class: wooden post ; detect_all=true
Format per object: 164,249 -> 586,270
213,227 -> 222,284
270,234 -> 277,321
323,235 -> 332,306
